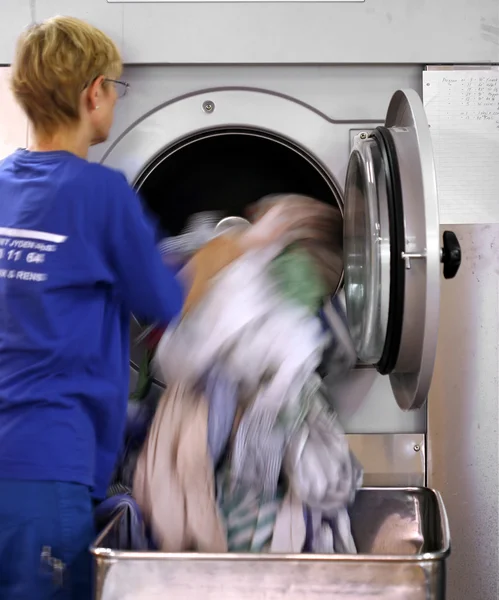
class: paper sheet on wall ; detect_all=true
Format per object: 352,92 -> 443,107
423,70 -> 499,225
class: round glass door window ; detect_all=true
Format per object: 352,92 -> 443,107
343,136 -> 391,366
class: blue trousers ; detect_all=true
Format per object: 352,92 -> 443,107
0,480 -> 95,600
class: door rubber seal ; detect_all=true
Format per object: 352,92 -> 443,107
372,126 -> 405,375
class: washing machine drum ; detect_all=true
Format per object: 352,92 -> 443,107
130,129 -> 344,395
137,130 -> 343,238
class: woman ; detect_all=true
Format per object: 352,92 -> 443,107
0,17 -> 184,599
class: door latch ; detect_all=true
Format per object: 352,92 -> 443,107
401,251 -> 426,270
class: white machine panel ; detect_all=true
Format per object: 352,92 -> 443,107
109,0 -> 365,2
1,0 -> 498,64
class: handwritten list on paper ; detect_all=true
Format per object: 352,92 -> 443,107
423,70 -> 499,225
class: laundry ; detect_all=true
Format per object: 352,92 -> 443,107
270,487 -> 307,553
157,211 -> 222,263
154,246 -> 328,409
283,375 -> 359,513
270,247 -> 327,314
216,460 -> 284,552
94,494 -> 150,551
133,382 -> 227,552
318,295 -> 357,380
154,248 -> 331,499
112,386 -> 158,490
204,363 -> 240,467
247,194 -> 344,297
231,362 -> 320,497
130,196 -> 362,556
286,385 -> 363,554
228,236 -> 353,498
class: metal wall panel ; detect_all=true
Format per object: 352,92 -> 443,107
428,224 -> 499,600
1,0 -> 498,64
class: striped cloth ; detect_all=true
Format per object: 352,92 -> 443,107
284,378 -> 363,513
216,462 -> 284,552
318,294 -> 357,380
157,212 -> 221,261
204,363 -> 239,466
229,269 -> 357,499
231,373 -> 319,497
94,494 -> 149,551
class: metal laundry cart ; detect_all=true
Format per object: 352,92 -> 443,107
91,487 -> 450,600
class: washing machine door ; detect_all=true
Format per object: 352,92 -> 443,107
343,89 -> 461,411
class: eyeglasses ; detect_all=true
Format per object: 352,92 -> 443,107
104,78 -> 130,99
82,77 -> 130,99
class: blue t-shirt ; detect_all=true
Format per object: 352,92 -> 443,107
0,149 -> 183,499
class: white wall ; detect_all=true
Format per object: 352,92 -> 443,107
0,68 -> 27,159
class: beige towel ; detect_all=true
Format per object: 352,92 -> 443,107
133,383 -> 227,552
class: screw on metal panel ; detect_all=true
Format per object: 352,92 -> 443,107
203,101 -> 215,113
414,445 -> 420,452
359,132 -> 368,139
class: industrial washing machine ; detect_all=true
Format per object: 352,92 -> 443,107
89,79 -> 460,600
1,1 -> 498,599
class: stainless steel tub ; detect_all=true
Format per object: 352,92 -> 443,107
91,487 -> 450,600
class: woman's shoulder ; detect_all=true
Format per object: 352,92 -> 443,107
75,162 -> 136,208
0,151 -> 129,193
83,161 -> 129,188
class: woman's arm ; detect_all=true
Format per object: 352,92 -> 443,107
105,173 -> 185,324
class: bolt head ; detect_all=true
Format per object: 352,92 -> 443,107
203,100 -> 215,113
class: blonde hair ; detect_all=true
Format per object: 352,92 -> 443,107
11,16 -> 122,136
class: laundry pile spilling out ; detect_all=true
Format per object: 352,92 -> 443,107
110,194 -> 363,556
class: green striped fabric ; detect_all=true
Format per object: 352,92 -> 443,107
269,247 -> 327,314
217,464 -> 284,552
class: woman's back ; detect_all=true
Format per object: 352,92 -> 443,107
0,17 -> 183,598
0,149 -> 181,499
